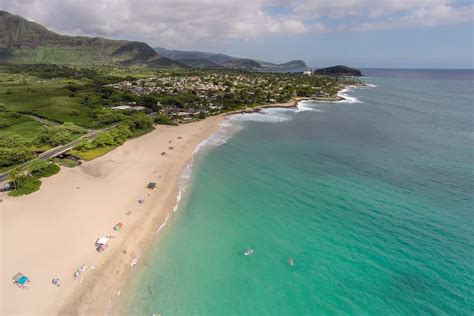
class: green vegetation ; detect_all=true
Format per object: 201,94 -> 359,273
29,160 -> 60,177
71,114 -> 153,160
0,63 -> 98,79
8,176 -> 42,196
0,63 -> 162,169
70,145 -> 116,161
38,122 -> 85,146
6,160 -> 60,196
0,132 -> 35,168
53,158 -> 79,168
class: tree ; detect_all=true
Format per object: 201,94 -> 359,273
93,131 -> 117,147
8,168 -> 23,190
94,110 -> 125,126
0,145 -> 34,167
39,123 -> 85,146
142,94 -> 159,108
127,114 -> 154,131
28,160 -> 49,173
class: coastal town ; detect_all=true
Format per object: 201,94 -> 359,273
107,71 -> 359,121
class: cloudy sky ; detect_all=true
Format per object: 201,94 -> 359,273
2,0 -> 473,68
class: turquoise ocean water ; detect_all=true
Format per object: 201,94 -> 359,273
124,70 -> 473,315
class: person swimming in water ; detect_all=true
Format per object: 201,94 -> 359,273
288,257 -> 294,266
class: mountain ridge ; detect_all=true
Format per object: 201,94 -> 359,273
0,10 -> 182,68
154,46 -> 308,71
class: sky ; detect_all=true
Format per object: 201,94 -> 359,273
2,0 -> 473,68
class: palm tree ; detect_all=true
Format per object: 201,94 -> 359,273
8,168 -> 23,190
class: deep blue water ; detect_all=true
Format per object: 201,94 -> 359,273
124,70 -> 474,315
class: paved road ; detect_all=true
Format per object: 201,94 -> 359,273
0,129 -> 100,182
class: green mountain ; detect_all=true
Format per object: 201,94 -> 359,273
277,60 -> 307,68
154,47 -> 308,71
0,11 -> 182,68
177,58 -> 224,69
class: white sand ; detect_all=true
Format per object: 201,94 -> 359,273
0,116 -> 223,315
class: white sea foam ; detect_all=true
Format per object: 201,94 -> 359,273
156,213 -> 171,234
337,86 -> 363,104
365,83 -> 377,88
295,100 -> 323,113
193,121 -> 241,154
229,108 -> 292,123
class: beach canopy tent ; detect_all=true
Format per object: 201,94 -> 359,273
96,237 -> 109,245
96,237 -> 109,252
147,182 -> 157,189
12,273 -> 30,288
113,223 -> 124,231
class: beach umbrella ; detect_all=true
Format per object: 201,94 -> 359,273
113,223 -> 124,231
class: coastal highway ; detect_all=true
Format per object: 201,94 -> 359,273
0,129 -> 100,182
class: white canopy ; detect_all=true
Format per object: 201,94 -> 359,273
97,237 -> 109,245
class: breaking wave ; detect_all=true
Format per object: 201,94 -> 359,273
337,86 -> 363,104
296,100 -> 324,113
229,108 -> 292,123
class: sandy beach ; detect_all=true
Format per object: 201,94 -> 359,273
0,96 -> 338,316
0,116 -> 223,315
0,94 -> 350,315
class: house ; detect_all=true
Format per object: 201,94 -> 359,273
110,105 -> 146,111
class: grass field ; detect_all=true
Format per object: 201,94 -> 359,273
69,145 -> 117,161
0,78 -> 98,127
2,119 -> 45,140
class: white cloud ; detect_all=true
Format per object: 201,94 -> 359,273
291,0 -> 473,31
355,3 -> 473,30
1,0 -> 472,48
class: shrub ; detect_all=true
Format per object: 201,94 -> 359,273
126,113 -> 154,131
29,161 -> 60,178
0,147 -> 34,167
8,176 -> 42,197
154,114 -> 176,125
38,122 -> 85,146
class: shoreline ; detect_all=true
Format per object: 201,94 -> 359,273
0,84 -> 357,315
0,116 -> 224,315
224,83 -> 365,116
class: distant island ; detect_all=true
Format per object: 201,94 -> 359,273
313,65 -> 363,77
